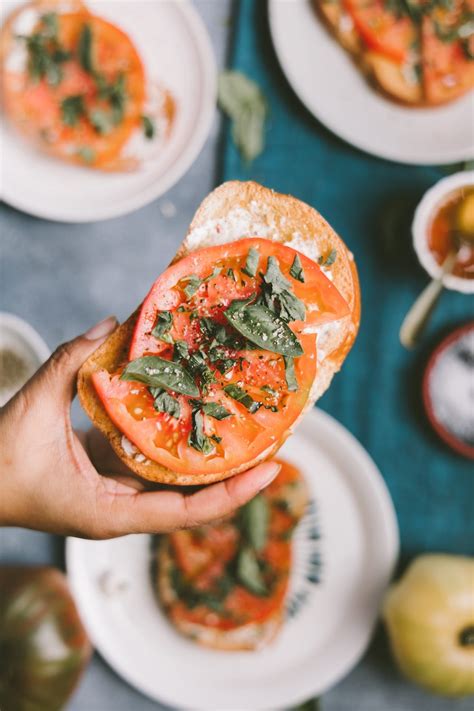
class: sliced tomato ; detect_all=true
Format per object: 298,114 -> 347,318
166,461 -> 304,631
343,0 -> 416,62
421,0 -> 474,104
2,10 -> 145,168
93,238 -> 349,476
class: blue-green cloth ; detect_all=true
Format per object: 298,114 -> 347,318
221,0 -> 473,559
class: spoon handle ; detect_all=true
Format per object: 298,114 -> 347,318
400,252 -> 457,349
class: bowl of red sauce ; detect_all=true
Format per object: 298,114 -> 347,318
423,323 -> 474,459
413,172 -> 474,294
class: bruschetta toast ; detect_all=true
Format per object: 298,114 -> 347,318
315,0 -> 474,106
78,181 -> 360,485
155,459 -> 309,651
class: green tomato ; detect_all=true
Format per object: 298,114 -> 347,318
0,566 -> 91,711
383,554 -> 474,697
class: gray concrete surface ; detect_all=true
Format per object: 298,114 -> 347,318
0,2 -> 472,710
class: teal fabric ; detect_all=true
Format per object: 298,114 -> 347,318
221,0 -> 473,560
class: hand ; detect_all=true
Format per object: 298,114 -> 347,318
0,317 -> 280,539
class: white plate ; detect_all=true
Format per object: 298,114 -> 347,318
269,0 -> 474,165
66,408 -> 399,711
0,0 -> 217,222
0,312 -> 50,405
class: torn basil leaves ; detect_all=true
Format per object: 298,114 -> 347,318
290,253 -> 305,282
242,246 -> 260,278
225,300 -> 303,357
223,384 -> 260,413
152,311 -> 173,341
121,355 -> 199,397
150,388 -> 181,419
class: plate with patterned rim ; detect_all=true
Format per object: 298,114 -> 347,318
66,407 -> 399,710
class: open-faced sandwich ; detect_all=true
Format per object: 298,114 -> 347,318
315,0 -> 474,106
0,0 -> 175,170
78,181 -> 360,485
155,458 -> 308,651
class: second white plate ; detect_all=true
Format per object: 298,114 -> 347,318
66,408 -> 399,711
0,0 -> 217,222
269,0 -> 474,165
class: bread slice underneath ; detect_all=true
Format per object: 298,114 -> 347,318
78,181 -> 360,485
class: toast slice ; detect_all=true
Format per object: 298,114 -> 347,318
314,0 -> 424,106
155,458 -> 309,651
78,181 -> 360,485
314,0 -> 474,107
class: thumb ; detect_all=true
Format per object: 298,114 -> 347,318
34,316 -> 117,404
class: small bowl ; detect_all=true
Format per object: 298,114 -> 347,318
412,171 -> 474,295
0,312 -> 50,406
423,322 -> 474,459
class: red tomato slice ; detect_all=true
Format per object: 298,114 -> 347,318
166,461 -> 303,631
343,0 -> 416,62
92,238 -> 349,476
421,1 -> 474,104
2,10 -> 145,168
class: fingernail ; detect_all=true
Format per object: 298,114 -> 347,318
257,462 -> 281,491
84,316 -> 117,341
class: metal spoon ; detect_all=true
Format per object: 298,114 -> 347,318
400,231 -> 474,349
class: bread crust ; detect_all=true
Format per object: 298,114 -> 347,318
78,181 -> 360,485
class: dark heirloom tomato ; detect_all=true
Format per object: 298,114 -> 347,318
93,238 -> 350,476
0,567 -> 91,711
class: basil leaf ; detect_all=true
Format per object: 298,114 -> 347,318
224,384 -> 260,413
243,247 -> 260,278
61,95 -> 85,127
78,23 -> 93,74
211,434 -> 222,444
261,256 -> 306,322
215,358 -> 235,374
284,356 -> 298,391
187,352 -> 216,392
225,300 -> 303,357
182,275 -> 202,298
240,495 -> 269,551
173,340 -> 189,361
76,146 -> 96,164
188,409 -> 214,454
141,114 -> 155,139
263,256 -> 291,294
227,268 -> 236,281
237,546 -> 267,595
151,389 -> 181,419
202,402 -> 232,420
88,108 -> 114,135
278,289 -> 306,322
290,253 -> 305,282
41,12 -> 59,38
218,70 -> 267,163
152,311 -> 173,340
319,249 -> 337,267
261,385 -> 278,396
121,356 -> 199,397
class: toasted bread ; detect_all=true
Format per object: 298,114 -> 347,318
314,0 -> 474,107
78,181 -> 360,485
155,459 -> 309,651
314,0 -> 425,106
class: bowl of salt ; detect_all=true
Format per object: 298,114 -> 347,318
423,323 -> 474,459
